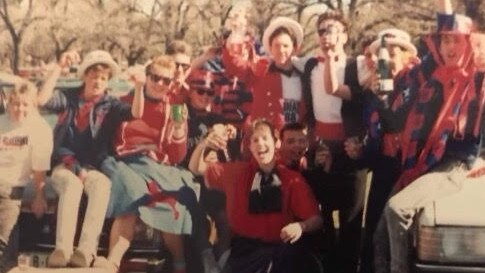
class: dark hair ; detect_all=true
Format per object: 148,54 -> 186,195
166,40 -> 193,56
280,122 -> 308,140
316,10 -> 349,32
269,26 -> 298,47
85,63 -> 112,77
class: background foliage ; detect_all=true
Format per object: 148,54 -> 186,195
0,0 -> 484,74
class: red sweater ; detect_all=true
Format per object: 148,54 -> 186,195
222,48 -> 305,131
114,93 -> 186,164
205,161 -> 319,243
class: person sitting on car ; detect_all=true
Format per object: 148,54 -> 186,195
97,55 -> 200,273
373,0 -> 485,272
0,80 -> 53,273
38,50 -> 142,268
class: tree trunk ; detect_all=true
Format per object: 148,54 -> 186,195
11,37 -> 20,75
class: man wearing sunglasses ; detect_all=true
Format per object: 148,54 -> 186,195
166,40 -> 193,92
183,69 -> 227,166
293,10 -> 367,273
183,69 -> 237,273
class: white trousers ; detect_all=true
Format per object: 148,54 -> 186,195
50,165 -> 110,257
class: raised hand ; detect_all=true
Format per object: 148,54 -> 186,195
59,50 -> 81,69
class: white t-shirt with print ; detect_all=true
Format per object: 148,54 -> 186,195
0,114 -> 53,187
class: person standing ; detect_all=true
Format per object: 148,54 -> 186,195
222,17 -> 305,132
294,11 -> 367,273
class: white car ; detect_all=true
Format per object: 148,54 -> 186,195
414,174 -> 485,272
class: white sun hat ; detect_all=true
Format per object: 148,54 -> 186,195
77,50 -> 120,78
262,17 -> 304,57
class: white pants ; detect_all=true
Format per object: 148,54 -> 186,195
50,165 -> 111,257
380,163 -> 466,273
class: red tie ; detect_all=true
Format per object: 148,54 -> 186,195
75,101 -> 94,132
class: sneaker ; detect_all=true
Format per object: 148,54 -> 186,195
93,257 -> 119,273
47,249 -> 68,268
69,249 -> 94,267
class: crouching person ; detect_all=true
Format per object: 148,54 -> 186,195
0,80 -> 53,273
38,50 -> 139,268
189,119 -> 323,273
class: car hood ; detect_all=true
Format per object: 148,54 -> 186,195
420,176 -> 485,226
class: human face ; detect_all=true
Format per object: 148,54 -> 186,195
249,125 -> 276,169
189,86 -> 215,111
439,34 -> 469,67
280,129 -> 309,164
7,94 -> 36,124
317,20 -> 347,52
82,69 -> 110,100
270,33 -> 296,67
173,53 -> 191,78
145,66 -> 173,99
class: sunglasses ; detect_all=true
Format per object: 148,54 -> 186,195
148,73 -> 172,85
175,62 -> 191,71
317,26 -> 341,37
195,88 -> 215,97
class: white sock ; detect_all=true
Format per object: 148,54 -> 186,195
108,237 -> 130,266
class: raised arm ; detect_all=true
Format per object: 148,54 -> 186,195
322,50 -> 352,100
188,130 -> 228,175
126,66 -> 145,119
38,51 -> 80,106
436,0 -> 453,14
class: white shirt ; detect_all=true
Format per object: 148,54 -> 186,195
293,54 -> 347,123
0,114 -> 53,187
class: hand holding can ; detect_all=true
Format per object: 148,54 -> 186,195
171,104 -> 184,123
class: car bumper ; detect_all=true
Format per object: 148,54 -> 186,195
415,263 -> 485,273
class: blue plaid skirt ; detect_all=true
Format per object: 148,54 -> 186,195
101,155 -> 200,235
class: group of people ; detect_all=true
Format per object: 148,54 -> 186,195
1,0 -> 485,273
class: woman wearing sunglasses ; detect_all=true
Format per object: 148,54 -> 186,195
97,55 -> 200,273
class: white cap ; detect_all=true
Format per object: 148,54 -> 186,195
262,17 -> 304,57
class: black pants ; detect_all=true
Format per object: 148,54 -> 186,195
229,236 -> 307,273
304,166 -> 367,273
359,156 -> 400,273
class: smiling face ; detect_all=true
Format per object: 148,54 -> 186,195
269,30 -> 297,67
280,129 -> 309,164
439,34 -> 469,67
249,123 -> 277,170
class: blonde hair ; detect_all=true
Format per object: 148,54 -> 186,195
146,55 -> 176,77
9,80 -> 38,105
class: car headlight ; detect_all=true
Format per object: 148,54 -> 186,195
417,225 -> 485,264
